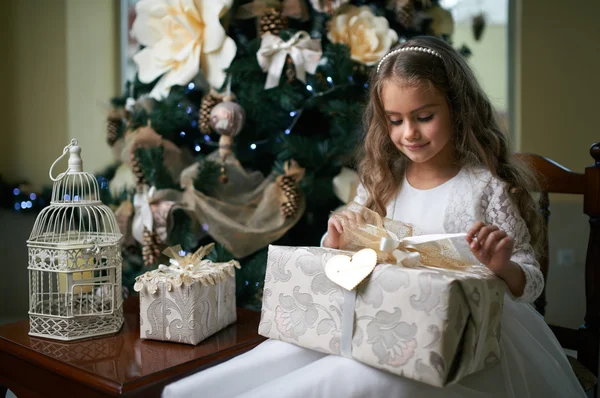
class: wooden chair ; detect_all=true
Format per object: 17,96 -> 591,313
516,143 -> 600,397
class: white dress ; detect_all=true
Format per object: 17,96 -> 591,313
162,169 -> 586,398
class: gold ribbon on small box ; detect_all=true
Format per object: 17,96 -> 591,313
133,243 -> 240,294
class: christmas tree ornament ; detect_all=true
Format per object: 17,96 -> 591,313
106,107 -> 124,147
130,150 -> 148,186
199,90 -> 224,135
309,0 -> 350,15
210,100 -> 246,184
276,160 -> 305,218
142,226 -> 162,266
235,0 -> 309,25
472,13 -> 486,41
423,4 -> 454,37
257,31 -> 323,89
131,0 -> 237,99
27,139 -> 123,341
328,5 -> 398,66
386,0 -> 414,28
259,8 -> 288,37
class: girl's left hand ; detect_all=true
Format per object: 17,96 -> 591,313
466,221 -> 514,275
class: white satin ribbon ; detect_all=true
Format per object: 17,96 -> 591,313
132,185 -> 157,244
340,289 -> 357,359
256,31 -> 322,90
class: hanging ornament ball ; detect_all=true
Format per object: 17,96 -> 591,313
199,92 -> 222,135
210,101 -> 245,137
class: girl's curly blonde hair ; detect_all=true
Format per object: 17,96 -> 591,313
357,36 -> 544,252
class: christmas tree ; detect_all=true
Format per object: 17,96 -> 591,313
105,0 -> 465,310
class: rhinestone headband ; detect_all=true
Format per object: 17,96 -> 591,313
376,46 -> 442,73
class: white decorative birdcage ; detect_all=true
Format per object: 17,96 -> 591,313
27,139 -> 124,341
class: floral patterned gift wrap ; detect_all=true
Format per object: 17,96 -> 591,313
135,244 -> 239,345
259,245 -> 506,387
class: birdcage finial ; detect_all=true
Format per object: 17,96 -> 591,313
49,139 -> 83,181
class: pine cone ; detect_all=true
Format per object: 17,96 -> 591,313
130,152 -> 147,186
389,0 -> 414,28
199,93 -> 221,135
107,109 -> 123,147
260,8 -> 288,37
142,227 -> 162,267
279,175 -> 300,218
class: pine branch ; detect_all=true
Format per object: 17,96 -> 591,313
134,147 -> 178,190
193,157 -> 222,195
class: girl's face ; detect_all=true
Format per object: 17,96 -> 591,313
382,81 -> 455,169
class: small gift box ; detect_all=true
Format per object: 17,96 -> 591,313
258,204 -> 506,387
134,244 -> 239,345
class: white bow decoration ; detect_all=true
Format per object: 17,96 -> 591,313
132,185 -> 157,244
256,31 -> 323,90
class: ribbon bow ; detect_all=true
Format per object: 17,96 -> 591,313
257,31 -> 323,90
134,243 -> 241,294
330,202 -> 477,273
162,243 -> 216,272
132,185 -> 157,244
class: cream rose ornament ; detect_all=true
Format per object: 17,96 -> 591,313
131,0 -> 237,99
327,5 -> 398,66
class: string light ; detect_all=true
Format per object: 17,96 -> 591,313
191,120 -> 198,128
178,250 -> 187,256
285,129 -> 291,135
306,84 -> 313,92
250,143 -> 257,150
30,193 -> 36,200
180,131 -> 186,137
14,203 -> 20,210
204,135 -> 211,142
13,188 -> 20,195
195,145 -> 201,152
187,82 -> 195,90
326,76 -> 333,84
186,107 -> 193,114
289,111 -> 296,117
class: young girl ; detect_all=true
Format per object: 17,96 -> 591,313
162,37 -> 586,397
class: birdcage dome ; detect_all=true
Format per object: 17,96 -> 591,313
28,143 -> 122,248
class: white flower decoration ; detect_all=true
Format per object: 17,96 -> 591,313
327,5 -> 398,66
131,0 -> 237,99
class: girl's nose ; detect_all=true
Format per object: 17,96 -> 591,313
404,122 -> 420,141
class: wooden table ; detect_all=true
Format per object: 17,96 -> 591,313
0,297 -> 266,397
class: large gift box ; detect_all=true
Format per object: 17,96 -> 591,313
134,244 -> 239,345
258,205 -> 507,387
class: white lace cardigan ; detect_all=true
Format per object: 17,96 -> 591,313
349,166 -> 544,304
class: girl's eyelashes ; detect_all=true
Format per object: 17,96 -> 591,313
388,114 -> 434,125
417,114 -> 434,122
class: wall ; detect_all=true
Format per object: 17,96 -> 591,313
2,0 -> 68,189
453,25 -> 508,113
66,0 -> 119,176
515,0 -> 600,328
0,0 -> 118,191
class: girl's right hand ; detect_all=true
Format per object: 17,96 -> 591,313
323,210 -> 364,249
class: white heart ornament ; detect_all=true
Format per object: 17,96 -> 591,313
325,249 -> 378,291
